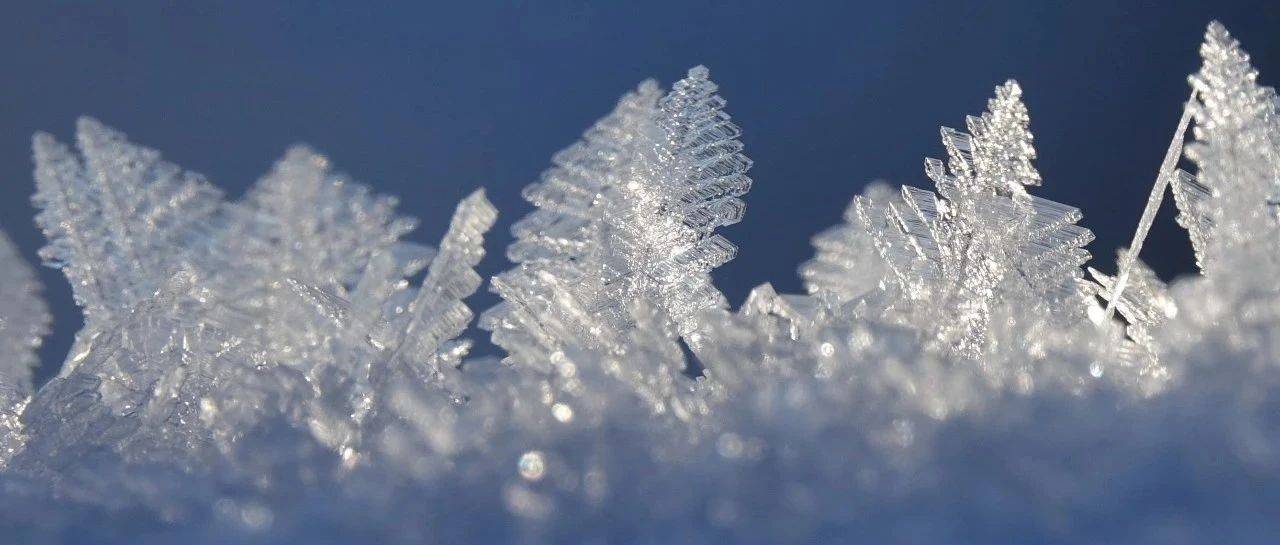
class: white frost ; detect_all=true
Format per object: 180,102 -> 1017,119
0,21 -> 1278,545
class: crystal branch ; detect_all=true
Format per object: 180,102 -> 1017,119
484,81 -> 662,365
32,119 -> 222,327
379,190 -> 496,380
1177,22 -> 1280,274
861,81 -> 1093,357
594,66 -> 752,342
1103,90 -> 1196,321
0,230 -> 50,465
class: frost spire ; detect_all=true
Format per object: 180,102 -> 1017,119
483,81 -> 662,365
508,80 -> 662,274
861,81 -> 1093,357
0,230 -> 49,464
0,231 -> 49,407
210,145 -> 418,364
488,67 -> 752,360
593,66 -> 752,342
236,146 -> 417,289
1175,22 -> 1280,274
32,118 -> 222,327
376,190 -> 496,383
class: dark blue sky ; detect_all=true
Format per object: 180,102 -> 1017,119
2,2 -> 1278,381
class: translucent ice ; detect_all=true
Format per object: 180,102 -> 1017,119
1,22 -> 1279,545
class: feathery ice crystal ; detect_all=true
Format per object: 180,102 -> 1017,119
2,23 -> 1280,544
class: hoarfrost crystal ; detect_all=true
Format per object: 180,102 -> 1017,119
0,231 -> 49,464
855,80 -> 1094,359
484,66 -> 751,361
32,118 -> 221,332
1179,22 -> 1280,275
2,21 -> 1280,545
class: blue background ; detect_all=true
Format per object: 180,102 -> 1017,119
2,1 -> 1277,382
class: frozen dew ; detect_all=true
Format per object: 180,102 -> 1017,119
819,342 -> 835,357
518,450 -> 547,481
717,432 -> 745,459
551,402 -> 574,423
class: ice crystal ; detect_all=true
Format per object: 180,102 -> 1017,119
1172,22 -> 1280,277
1088,250 -> 1177,382
0,231 -> 49,463
1103,91 -> 1195,321
32,118 -> 222,331
485,67 -> 751,364
799,181 -> 895,305
603,66 -> 751,341
376,189 -> 496,379
210,145 -> 419,364
856,80 -> 1094,358
482,80 -> 663,367
3,21 -> 1280,545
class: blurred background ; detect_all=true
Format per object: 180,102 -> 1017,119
2,1 -> 1278,382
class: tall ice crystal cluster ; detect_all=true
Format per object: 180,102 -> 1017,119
2,22 -> 1280,543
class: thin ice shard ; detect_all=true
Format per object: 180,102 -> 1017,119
1104,92 -> 1195,320
1090,250 -> 1177,363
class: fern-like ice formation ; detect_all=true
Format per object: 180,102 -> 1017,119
1177,22 -> 1280,276
0,230 -> 49,463
603,66 -> 750,341
211,145 -> 420,365
799,181 -> 896,306
854,81 -> 1094,358
2,22 -> 1280,544
482,80 -> 663,367
32,118 -> 222,331
484,66 -> 751,362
